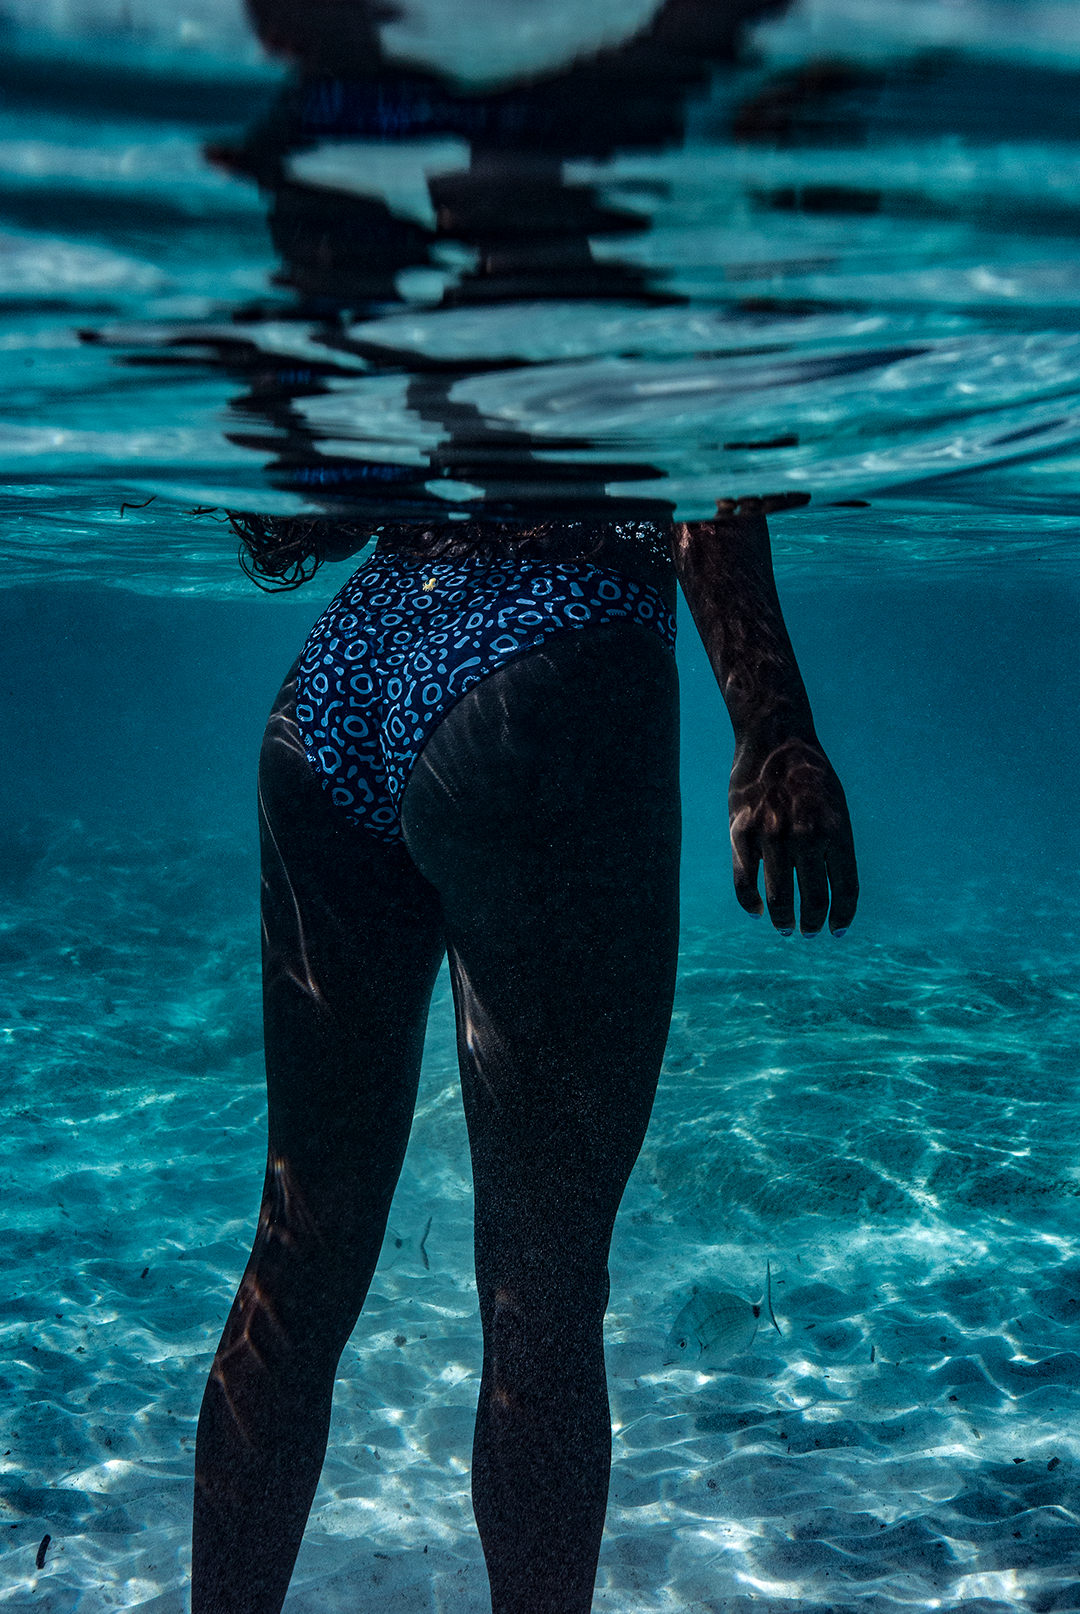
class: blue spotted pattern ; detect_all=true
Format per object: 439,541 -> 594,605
295,552 -> 677,842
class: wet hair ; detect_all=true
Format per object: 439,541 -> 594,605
229,511 -> 370,591
229,510 -> 614,590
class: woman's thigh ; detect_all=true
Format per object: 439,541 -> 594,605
399,623 -> 681,1286
257,666 -> 446,1285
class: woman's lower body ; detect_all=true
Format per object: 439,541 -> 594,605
191,620 -> 681,1614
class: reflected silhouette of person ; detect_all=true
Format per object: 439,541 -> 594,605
206,0 -> 787,525
190,4 -> 857,1613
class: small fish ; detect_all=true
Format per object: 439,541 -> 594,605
36,1534 -> 50,1570
664,1261 -> 782,1366
419,1216 -> 432,1271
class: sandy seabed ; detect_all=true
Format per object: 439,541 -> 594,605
0,819 -> 1078,1614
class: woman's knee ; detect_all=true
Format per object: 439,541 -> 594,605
475,1235 -> 613,1338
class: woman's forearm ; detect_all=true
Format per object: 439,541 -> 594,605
672,508 -> 816,747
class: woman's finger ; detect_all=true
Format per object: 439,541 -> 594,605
762,841 -> 796,934
795,848 -> 830,936
825,833 -> 860,933
731,824 -> 764,916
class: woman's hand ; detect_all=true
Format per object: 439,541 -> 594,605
672,495 -> 859,938
729,731 -> 858,936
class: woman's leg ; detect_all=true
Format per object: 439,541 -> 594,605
191,668 -> 445,1614
401,624 -> 681,1614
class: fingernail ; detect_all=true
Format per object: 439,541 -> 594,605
779,928 -> 794,937
833,927 -> 848,938
803,929 -> 820,939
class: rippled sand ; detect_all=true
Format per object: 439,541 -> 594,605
1,812 -> 1078,1614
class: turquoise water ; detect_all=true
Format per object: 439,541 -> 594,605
2,3 -> 1080,1610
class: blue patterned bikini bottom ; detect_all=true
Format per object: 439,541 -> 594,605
295,551 -> 677,842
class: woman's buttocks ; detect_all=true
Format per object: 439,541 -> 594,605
294,535 -> 677,843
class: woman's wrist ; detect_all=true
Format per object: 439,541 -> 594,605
729,702 -> 818,754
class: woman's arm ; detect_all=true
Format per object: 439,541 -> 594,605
673,496 -> 859,937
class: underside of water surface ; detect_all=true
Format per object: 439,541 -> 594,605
1,1 -> 1079,1611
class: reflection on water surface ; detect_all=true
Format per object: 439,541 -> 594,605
3,0 -> 1080,579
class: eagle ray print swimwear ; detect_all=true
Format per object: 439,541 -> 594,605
295,551 -> 677,841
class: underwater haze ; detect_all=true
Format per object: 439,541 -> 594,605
1,0 -> 1080,1610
